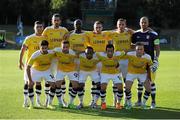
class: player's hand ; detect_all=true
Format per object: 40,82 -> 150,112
150,59 -> 159,73
19,61 -> 24,70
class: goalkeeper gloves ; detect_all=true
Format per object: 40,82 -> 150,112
150,58 -> 159,73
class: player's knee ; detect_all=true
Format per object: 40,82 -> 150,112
24,84 -> 28,89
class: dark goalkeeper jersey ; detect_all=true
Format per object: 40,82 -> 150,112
132,30 -> 159,60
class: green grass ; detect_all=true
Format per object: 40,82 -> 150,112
0,50 -> 180,119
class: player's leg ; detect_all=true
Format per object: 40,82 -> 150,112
112,84 -> 118,107
77,71 -> 86,109
35,82 -> 42,107
119,60 -> 128,106
28,68 -> 41,108
113,74 -> 123,109
125,73 -> 134,109
68,72 -> 79,108
55,70 -> 67,107
90,71 -> 101,108
44,82 -> 50,106
23,82 -> 29,107
134,80 -> 144,106
56,80 -> 66,107
23,66 -> 29,107
150,72 -> 156,109
47,82 -> 56,109
77,83 -> 85,109
139,73 -> 151,109
100,73 -> 109,110
61,79 -> 66,103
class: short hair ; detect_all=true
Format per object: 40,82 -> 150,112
106,44 -> 114,51
40,40 -> 49,46
117,18 -> 126,23
140,16 -> 149,22
135,42 -> 144,46
86,46 -> 94,51
52,13 -> 61,19
94,21 -> 103,25
62,40 -> 70,45
34,21 -> 43,25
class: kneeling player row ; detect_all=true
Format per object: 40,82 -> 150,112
25,40 -> 158,110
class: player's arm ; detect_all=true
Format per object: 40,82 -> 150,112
126,27 -> 135,34
146,64 -> 151,81
26,65 -> 34,86
19,44 -> 27,70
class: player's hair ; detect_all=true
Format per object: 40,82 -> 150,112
106,44 -> 114,51
34,21 -> 43,25
62,40 -> 70,45
117,18 -> 126,23
94,21 -> 103,25
85,46 -> 94,52
135,42 -> 144,46
40,40 -> 49,46
52,13 -> 61,19
140,16 -> 149,22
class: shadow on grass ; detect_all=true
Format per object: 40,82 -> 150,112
42,105 -> 180,119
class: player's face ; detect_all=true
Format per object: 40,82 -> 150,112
85,49 -> 94,59
140,18 -> 149,30
62,43 -> 70,53
34,24 -> 43,35
52,17 -> 61,28
106,47 -> 114,58
136,45 -> 144,57
40,45 -> 48,54
94,23 -> 103,34
117,21 -> 126,31
74,20 -> 82,30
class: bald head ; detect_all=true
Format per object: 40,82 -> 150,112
139,16 -> 149,31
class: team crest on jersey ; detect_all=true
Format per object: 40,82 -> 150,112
146,35 -> 150,39
137,36 -> 140,39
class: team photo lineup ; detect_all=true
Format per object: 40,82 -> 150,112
18,13 -> 160,110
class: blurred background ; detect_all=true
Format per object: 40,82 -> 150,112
0,0 -> 180,50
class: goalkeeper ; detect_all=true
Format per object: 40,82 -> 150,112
132,16 -> 160,109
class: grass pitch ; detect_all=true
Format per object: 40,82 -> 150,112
0,50 -> 180,119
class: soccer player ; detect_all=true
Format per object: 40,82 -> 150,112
54,41 -> 79,108
68,19 -> 89,55
85,21 -> 112,106
42,13 -> 69,49
124,42 -> 152,109
26,40 -> 56,108
132,16 -> 160,109
110,18 -> 134,106
42,13 -> 69,103
18,21 -> 46,107
77,46 -> 100,109
96,44 -> 125,110
67,19 -> 89,108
